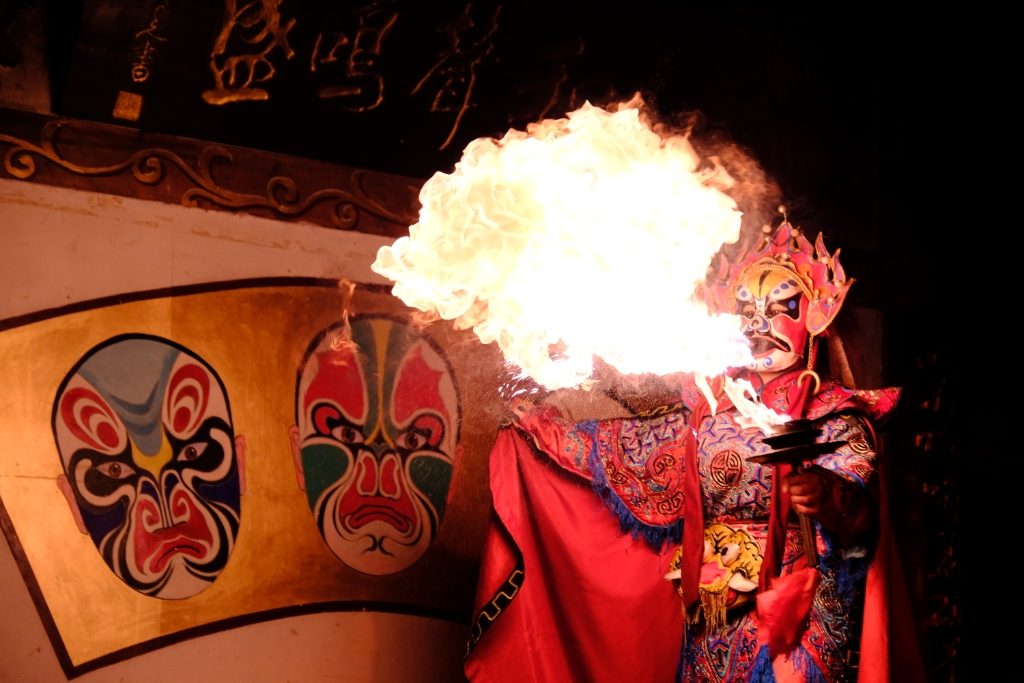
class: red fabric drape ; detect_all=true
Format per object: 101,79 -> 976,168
465,426 -> 683,683
857,438 -> 926,683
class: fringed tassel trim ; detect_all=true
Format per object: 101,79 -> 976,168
698,588 -> 729,631
583,421 -> 682,550
819,523 -> 870,602
750,644 -> 828,682
790,646 -> 828,683
750,645 -> 776,682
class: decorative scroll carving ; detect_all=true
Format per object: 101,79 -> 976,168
0,119 -> 418,231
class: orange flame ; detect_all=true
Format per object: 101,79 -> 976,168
373,97 -> 753,389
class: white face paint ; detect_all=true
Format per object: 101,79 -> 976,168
735,268 -> 809,374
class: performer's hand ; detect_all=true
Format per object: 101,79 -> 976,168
782,470 -> 828,518
783,468 -> 873,537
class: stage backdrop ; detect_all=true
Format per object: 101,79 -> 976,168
0,280 -> 503,673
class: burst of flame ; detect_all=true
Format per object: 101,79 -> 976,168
722,376 -> 791,431
372,97 -> 753,389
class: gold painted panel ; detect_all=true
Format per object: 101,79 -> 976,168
0,282 -> 503,671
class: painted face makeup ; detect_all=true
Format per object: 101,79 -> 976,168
735,268 -> 809,374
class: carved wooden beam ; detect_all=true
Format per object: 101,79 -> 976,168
0,108 -> 422,237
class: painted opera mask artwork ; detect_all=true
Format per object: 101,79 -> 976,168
52,335 -> 245,599
291,316 -> 461,576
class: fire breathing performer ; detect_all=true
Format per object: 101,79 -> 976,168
490,222 -> 903,681
371,98 -> 922,682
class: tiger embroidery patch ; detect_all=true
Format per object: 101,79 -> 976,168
667,522 -> 763,629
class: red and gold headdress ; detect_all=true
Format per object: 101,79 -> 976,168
707,220 -> 853,336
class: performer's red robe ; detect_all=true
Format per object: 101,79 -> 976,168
465,371 -> 922,682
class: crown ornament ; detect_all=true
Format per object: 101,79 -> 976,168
707,214 -> 853,336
